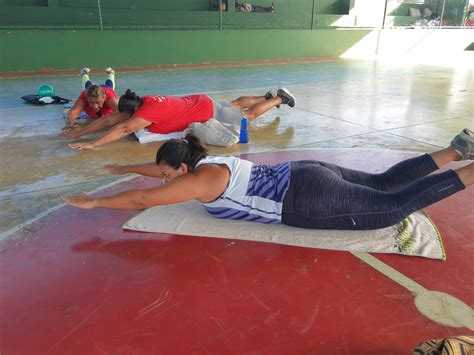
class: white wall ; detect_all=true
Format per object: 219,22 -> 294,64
341,28 -> 474,69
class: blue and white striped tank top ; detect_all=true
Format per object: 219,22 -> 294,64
196,156 -> 291,224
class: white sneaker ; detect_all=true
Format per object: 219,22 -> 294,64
451,128 -> 474,160
277,87 -> 296,108
105,67 -> 115,75
79,67 -> 91,76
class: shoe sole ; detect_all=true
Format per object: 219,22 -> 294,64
459,129 -> 474,143
278,87 -> 295,107
80,68 -> 91,76
451,129 -> 474,160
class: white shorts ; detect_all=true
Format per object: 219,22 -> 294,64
211,99 -> 243,125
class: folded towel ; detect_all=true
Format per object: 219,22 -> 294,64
134,119 -> 240,146
186,119 -> 240,147
134,129 -> 184,144
123,201 -> 445,260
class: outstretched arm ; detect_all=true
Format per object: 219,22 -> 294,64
65,98 -> 84,127
104,162 -> 163,177
64,165 -> 228,209
68,116 -> 151,150
62,111 -> 129,139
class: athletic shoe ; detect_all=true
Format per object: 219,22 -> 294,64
79,67 -> 91,77
264,90 -> 280,108
277,87 -> 296,107
264,90 -> 275,100
105,67 -> 115,75
451,128 -> 474,160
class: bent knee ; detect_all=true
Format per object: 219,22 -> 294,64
230,99 -> 242,109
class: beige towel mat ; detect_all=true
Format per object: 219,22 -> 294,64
123,201 -> 445,260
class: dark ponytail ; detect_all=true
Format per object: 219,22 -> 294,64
118,89 -> 143,116
156,132 -> 208,170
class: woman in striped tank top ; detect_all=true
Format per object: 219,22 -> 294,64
65,129 -> 474,230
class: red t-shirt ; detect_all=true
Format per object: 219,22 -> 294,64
135,95 -> 214,134
79,86 -> 117,118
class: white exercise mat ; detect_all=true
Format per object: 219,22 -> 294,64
123,201 -> 445,260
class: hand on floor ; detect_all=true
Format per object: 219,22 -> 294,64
62,123 -> 80,132
68,141 -> 95,150
61,130 -> 82,139
63,193 -> 96,209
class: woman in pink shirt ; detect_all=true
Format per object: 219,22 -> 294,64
63,67 -> 118,130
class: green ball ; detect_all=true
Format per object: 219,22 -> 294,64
37,84 -> 55,98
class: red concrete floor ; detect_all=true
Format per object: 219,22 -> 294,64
1,150 -> 473,355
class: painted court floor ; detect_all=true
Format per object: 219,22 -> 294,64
0,59 -> 473,354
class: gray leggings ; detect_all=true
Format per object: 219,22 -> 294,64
211,99 -> 243,125
281,154 -> 465,230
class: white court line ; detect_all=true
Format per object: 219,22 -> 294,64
0,174 -> 135,243
352,252 -> 474,330
0,106 -> 40,111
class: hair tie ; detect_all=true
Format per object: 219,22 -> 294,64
182,138 -> 189,144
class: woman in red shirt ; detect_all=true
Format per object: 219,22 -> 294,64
63,67 -> 118,130
64,87 -> 295,150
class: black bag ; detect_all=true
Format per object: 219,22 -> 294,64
21,94 -> 70,105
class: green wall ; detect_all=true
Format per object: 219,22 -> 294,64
58,0 -> 210,10
0,0 -> 353,29
0,9 -> 352,29
0,0 -> 366,73
0,29 -> 370,72
0,0 -> 47,5
0,0 -> 350,12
